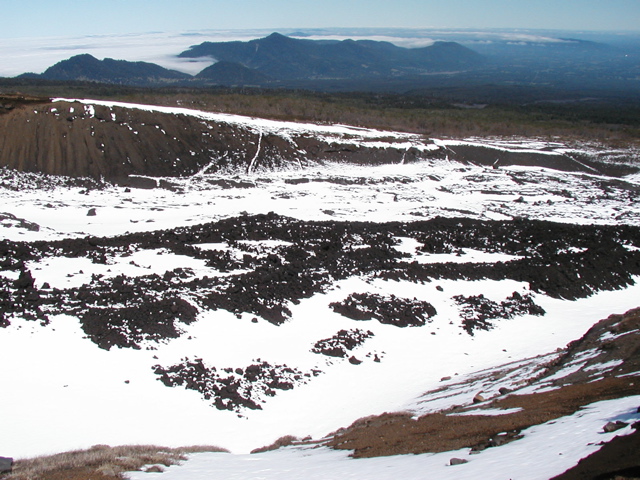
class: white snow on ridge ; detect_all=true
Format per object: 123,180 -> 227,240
52,98 -> 423,142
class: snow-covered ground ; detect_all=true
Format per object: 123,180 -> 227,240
126,395 -> 640,480
1,101 -> 639,479
3,155 -> 639,243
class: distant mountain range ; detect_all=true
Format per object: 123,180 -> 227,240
13,31 -> 639,97
18,33 -> 484,87
180,32 -> 484,80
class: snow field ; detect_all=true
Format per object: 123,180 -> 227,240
126,396 -> 640,480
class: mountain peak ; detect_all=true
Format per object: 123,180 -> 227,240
259,32 -> 297,45
265,32 -> 287,40
37,54 -> 190,85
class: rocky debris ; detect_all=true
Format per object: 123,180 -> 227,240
471,430 -> 523,452
454,291 -> 545,334
311,329 -> 374,358
207,178 -> 255,189
449,458 -> 468,466
13,268 -> 35,290
0,214 -> 638,353
0,457 -> 12,474
79,295 -> 199,350
87,208 -> 97,216
0,166 -> 108,192
330,293 -> 437,327
153,357 -> 319,412
603,421 -> 629,433
0,212 -> 40,232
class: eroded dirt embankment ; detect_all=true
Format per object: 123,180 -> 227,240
1,97 -> 630,181
0,99 -> 434,180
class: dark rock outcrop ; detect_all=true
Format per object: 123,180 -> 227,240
0,457 -> 12,474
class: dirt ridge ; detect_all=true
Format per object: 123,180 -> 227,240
0,100 -> 626,181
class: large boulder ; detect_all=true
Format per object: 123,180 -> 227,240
0,456 -> 13,474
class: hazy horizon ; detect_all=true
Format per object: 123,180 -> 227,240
0,25 -> 639,79
1,0 -> 639,39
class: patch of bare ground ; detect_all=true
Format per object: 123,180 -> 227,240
551,428 -> 640,480
1,444 -> 228,480
251,435 -> 304,454
326,307 -> 640,461
0,94 -> 50,114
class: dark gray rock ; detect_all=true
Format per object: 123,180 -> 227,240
0,457 -> 13,474
14,269 -> 34,289
449,457 -> 468,466
603,421 -> 628,433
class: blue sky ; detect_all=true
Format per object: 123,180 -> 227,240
2,0 -> 640,38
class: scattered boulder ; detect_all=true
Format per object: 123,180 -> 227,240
473,392 -> 486,404
14,269 -> 35,289
311,329 -> 373,358
449,458 -> 468,466
330,292 -> 437,327
87,208 -> 97,216
153,357 -> 319,412
603,421 -> 629,433
454,292 -> 545,335
348,356 -> 363,365
471,430 -> 523,452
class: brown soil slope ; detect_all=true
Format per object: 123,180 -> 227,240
0,97 -> 620,181
327,307 -> 640,464
0,98 -> 431,180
